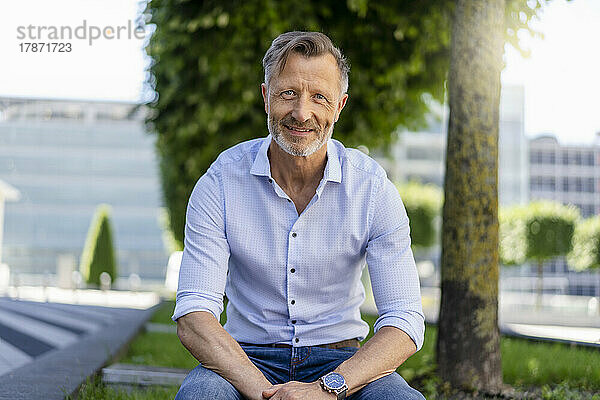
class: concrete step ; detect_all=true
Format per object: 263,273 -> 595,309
102,363 -> 189,387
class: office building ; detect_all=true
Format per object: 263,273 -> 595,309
0,97 -> 167,284
527,133 -> 600,296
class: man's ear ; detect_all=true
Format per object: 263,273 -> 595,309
261,83 -> 269,114
334,93 -> 349,123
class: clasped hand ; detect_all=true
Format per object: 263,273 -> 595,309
261,380 -> 336,400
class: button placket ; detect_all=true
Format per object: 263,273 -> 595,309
287,220 -> 301,345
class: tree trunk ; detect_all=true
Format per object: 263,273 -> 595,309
536,260 -> 544,310
436,0 -> 504,392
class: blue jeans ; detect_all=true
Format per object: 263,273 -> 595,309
175,344 -> 425,399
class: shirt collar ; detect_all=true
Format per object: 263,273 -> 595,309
250,135 -> 342,184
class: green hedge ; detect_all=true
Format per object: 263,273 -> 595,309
567,215 -> 600,272
396,181 -> 443,249
80,204 -> 118,286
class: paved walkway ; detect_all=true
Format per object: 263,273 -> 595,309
420,287 -> 600,347
0,291 -> 159,400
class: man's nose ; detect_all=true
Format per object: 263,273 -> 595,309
291,97 -> 312,123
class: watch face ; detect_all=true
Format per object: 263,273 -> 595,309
323,373 -> 345,390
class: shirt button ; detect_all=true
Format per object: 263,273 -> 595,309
268,178 -> 273,183
290,268 -> 295,273
291,320 -> 297,324
290,299 -> 296,305
295,338 -> 299,343
291,232 -> 297,238
287,199 -> 292,203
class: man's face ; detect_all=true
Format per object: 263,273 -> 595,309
261,52 -> 348,157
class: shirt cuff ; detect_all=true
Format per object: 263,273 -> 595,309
373,312 -> 425,351
172,290 -> 223,322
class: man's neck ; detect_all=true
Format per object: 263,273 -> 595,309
268,139 -> 327,192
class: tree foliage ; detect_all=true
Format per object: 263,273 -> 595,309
500,202 -> 580,264
499,201 -> 580,308
396,181 -> 443,249
525,201 -> 579,262
80,204 -> 118,286
499,204 -> 528,265
567,215 -> 600,272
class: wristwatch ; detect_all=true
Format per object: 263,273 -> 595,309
319,372 -> 348,399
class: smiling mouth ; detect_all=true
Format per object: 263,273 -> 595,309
284,125 -> 314,135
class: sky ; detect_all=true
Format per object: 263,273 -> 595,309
502,0 -> 600,145
0,0 -> 598,144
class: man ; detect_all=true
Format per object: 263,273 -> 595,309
173,31 -> 425,400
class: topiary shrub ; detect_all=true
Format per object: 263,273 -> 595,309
80,204 -> 118,286
396,181 -> 443,249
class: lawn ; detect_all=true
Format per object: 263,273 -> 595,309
74,300 -> 600,399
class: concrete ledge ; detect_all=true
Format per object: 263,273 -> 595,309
103,363 -> 188,387
0,303 -> 159,400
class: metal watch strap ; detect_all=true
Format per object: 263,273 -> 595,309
336,385 -> 348,400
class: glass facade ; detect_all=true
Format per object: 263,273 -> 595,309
0,98 -> 168,282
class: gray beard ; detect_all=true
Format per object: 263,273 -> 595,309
267,114 -> 333,157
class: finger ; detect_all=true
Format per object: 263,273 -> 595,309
262,384 -> 281,398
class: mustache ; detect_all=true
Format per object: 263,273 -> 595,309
279,115 -> 318,131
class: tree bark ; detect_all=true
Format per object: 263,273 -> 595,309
436,0 -> 505,392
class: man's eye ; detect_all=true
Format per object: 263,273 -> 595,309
281,90 -> 295,97
314,93 -> 327,101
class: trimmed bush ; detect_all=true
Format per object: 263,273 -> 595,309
80,204 -> 118,286
396,181 -> 443,249
567,215 -> 600,272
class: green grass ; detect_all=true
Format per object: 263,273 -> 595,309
120,331 -> 198,369
69,376 -> 179,400
149,300 -> 176,325
395,323 -> 600,393
502,336 -> 600,390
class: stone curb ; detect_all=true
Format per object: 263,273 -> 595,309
0,303 -> 160,400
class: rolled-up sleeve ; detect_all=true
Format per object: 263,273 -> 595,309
172,163 -> 230,322
366,176 -> 425,351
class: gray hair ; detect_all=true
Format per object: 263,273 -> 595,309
262,31 -> 349,95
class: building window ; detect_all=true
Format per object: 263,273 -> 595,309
531,151 -> 556,164
582,205 -> 595,218
530,176 -> 542,191
575,177 -> 583,192
542,177 -> 556,191
585,152 -> 595,166
575,151 -> 582,165
584,177 -> 595,193
530,151 -> 542,164
561,151 -> 569,165
561,177 -> 569,192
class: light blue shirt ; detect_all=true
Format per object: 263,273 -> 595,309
173,135 -> 425,351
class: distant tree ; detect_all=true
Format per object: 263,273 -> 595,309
436,0 -> 505,392
396,181 -> 443,249
80,204 -> 118,286
499,204 -> 528,266
500,202 -> 579,305
525,201 -> 579,308
567,215 -> 600,312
